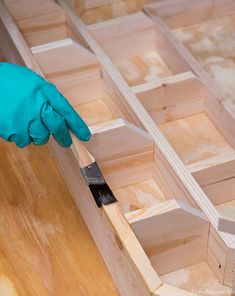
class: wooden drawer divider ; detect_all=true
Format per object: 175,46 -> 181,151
1,0 -> 235,294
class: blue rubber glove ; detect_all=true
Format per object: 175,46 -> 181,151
0,62 -> 91,148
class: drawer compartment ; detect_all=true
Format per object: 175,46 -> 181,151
67,0 -> 154,25
88,12 -> 190,87
2,0 -> 235,295
126,201 -> 233,294
145,0 -> 235,105
144,0 -> 235,235
135,72 -> 235,232
135,75 -> 234,164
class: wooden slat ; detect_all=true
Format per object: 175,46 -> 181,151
4,0 -> 68,46
85,118 -> 153,163
135,74 -> 205,125
127,200 -> 209,275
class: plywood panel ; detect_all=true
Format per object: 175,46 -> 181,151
174,16 -> 235,104
161,262 -> 231,295
115,51 -> 172,86
114,179 -> 166,213
159,113 -> 234,165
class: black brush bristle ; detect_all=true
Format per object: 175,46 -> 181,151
80,161 -> 117,208
89,183 -> 117,208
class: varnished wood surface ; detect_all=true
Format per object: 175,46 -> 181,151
0,139 -> 119,296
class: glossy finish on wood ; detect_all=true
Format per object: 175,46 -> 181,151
0,139 -> 119,296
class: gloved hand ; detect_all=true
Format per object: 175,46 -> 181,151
0,62 -> 91,148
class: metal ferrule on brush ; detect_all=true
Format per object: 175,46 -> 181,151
80,161 -> 117,208
80,162 -> 106,185
71,136 -> 117,208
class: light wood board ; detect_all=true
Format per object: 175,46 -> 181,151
0,139 -> 119,296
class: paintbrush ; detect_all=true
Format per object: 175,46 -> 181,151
71,134 -> 117,207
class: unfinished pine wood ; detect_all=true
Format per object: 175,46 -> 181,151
64,1 -> 235,290
32,40 -> 143,129
142,3 -> 235,283
124,195 -> 235,294
189,153 -> 235,187
146,0 -> 235,29
189,153 -> 235,207
134,73 -> 235,168
115,51 -> 172,87
4,0 -> 235,294
57,0 -> 235,284
64,1 -> 235,292
50,139 -> 162,296
4,0 -> 68,47
88,13 -> 176,86
31,37 -> 144,129
114,179 -> 166,213
161,261 -> 232,295
24,0 -> 161,225
68,0 -> 155,25
224,242 -> 235,288
135,72 -> 235,217
32,38 -> 103,105
206,226 -> 228,284
32,39 -> 100,83
216,201 -> 235,221
153,284 -> 195,296
134,73 -> 206,125
0,139 -> 119,296
159,113 -> 234,165
80,119 -> 155,196
127,200 -> 209,275
145,0 -> 235,236
174,15 -> 235,104
32,39 -> 115,125
74,99 -> 115,125
85,119 -> 153,162
133,71 -> 235,216
0,0 -> 36,66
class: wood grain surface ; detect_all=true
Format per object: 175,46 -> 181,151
174,15 -> 235,104
0,139 -> 119,296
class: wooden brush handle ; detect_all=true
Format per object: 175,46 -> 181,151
71,133 -> 95,168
